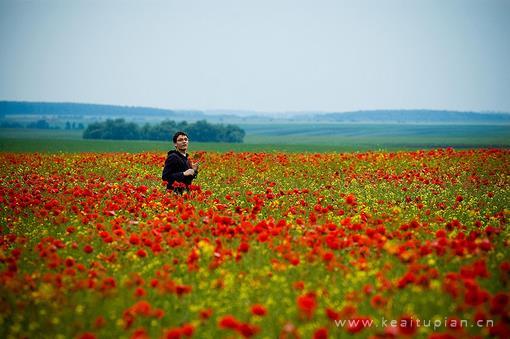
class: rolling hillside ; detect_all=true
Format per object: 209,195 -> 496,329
1,101 -> 509,124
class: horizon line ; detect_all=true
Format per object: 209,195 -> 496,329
1,99 -> 510,115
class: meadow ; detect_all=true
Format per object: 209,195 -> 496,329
1,123 -> 509,153
1,147 -> 509,338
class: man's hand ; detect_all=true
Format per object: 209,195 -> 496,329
192,162 -> 199,172
183,169 -> 195,176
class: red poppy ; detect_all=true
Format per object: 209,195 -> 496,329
78,333 -> 96,339
199,308 -> 213,319
251,304 -> 267,316
325,307 -> 340,321
322,252 -> 334,262
238,242 -> 250,253
164,328 -> 182,339
65,257 -> 75,267
293,281 -> 305,290
129,233 -> 141,245
297,293 -> 317,319
238,323 -> 260,337
490,292 -> 509,314
131,328 -> 149,339
131,300 -> 152,316
218,315 -> 240,329
180,324 -> 194,337
398,315 -> 417,335
345,194 -> 357,206
175,284 -> 192,296
313,327 -> 328,339
134,287 -> 146,298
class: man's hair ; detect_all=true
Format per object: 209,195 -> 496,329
173,131 -> 188,143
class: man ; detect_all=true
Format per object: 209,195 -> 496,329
162,131 -> 198,193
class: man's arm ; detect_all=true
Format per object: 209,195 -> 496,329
191,162 -> 199,179
162,155 -> 187,182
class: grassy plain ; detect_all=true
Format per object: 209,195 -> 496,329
1,123 -> 509,153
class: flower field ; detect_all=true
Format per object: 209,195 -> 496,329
1,149 -> 509,338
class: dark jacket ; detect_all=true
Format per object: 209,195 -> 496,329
162,150 -> 197,191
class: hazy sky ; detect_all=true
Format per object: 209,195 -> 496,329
1,0 -> 509,113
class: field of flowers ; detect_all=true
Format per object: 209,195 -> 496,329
1,149 -> 509,338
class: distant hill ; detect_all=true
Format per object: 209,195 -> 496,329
0,101 -> 204,119
313,110 -> 510,123
1,101 -> 509,124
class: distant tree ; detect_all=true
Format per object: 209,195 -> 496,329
97,119 -> 141,140
83,119 -> 245,142
176,120 -> 188,132
187,120 -> 220,142
83,121 -> 104,139
140,123 -> 152,140
27,120 -> 50,129
0,121 -> 23,128
223,124 -> 245,143
142,120 -> 178,140
65,121 -> 71,130
104,119 -> 140,139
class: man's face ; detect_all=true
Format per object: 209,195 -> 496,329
174,135 -> 189,152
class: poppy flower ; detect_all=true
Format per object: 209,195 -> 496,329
130,234 -> 141,245
238,323 -> 260,337
200,308 -> 213,319
164,328 -> 182,339
218,315 -> 240,329
136,249 -> 147,258
238,242 -> 250,253
313,327 -> 328,339
132,328 -> 149,339
325,307 -> 340,321
134,287 -> 146,298
175,284 -> 192,296
297,293 -> 317,319
251,304 -> 267,316
94,316 -> 106,328
398,315 -> 417,335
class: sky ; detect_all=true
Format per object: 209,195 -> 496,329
1,0 -> 509,113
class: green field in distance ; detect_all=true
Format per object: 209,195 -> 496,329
1,124 -> 509,153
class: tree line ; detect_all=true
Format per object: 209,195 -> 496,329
0,119 -> 84,130
0,100 -> 182,118
83,119 -> 245,143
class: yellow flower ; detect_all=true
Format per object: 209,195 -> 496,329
198,240 -> 214,256
75,305 -> 84,315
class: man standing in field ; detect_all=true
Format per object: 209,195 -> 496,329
162,131 -> 199,193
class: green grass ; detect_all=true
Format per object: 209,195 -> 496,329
1,124 -> 509,153
0,128 -> 83,139
238,122 -> 510,136
0,137 -> 358,153
245,135 -> 510,148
